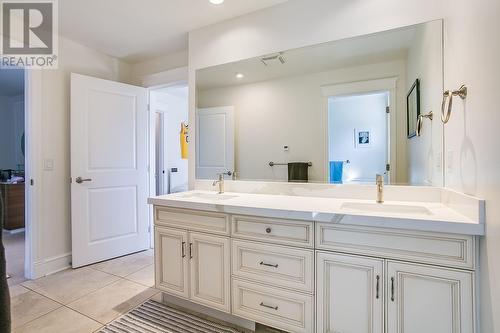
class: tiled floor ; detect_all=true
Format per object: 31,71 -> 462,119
4,230 -> 27,286
11,250 -> 157,332
10,249 -> 282,333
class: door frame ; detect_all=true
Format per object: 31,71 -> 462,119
321,77 -> 398,184
23,69 -> 43,279
141,66 -> 188,248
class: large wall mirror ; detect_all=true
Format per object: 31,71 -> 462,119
195,20 -> 444,186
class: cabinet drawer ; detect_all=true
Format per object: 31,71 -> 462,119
316,223 -> 476,269
155,207 -> 229,235
232,278 -> 314,333
232,240 -> 314,293
231,215 -> 314,248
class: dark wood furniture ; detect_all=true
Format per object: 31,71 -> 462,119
0,183 -> 25,230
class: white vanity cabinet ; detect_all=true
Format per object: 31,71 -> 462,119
386,261 -> 474,333
153,206 -> 478,333
155,226 -> 189,298
230,215 -> 315,333
316,252 -> 384,333
154,208 -> 231,313
316,223 -> 476,333
189,231 -> 231,312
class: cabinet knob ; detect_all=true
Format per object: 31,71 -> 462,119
265,227 -> 272,234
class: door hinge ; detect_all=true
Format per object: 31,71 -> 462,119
386,164 -> 391,172
148,225 -> 152,233
147,103 -> 150,111
30,179 -> 34,186
386,106 -> 390,114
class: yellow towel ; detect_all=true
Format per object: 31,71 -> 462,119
180,122 -> 188,159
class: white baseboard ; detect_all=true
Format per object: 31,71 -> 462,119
31,252 -> 72,279
3,228 -> 25,235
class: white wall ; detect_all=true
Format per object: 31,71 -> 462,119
130,50 -> 188,85
0,95 -> 24,171
151,89 -> 189,193
406,20 -> 444,186
441,0 -> 500,331
198,60 -> 407,183
329,93 -> 388,183
34,36 -> 132,276
189,0 -> 500,330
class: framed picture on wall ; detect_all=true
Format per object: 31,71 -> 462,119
355,128 -> 371,148
407,78 -> 420,138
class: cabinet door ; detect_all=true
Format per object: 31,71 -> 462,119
387,261 -> 474,333
189,232 -> 231,313
155,227 -> 189,299
317,252 -> 384,333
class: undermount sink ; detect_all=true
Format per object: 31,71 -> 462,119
341,202 -> 432,215
181,192 -> 239,201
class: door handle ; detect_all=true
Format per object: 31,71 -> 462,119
376,275 -> 380,299
189,243 -> 193,259
75,177 -> 92,184
181,242 -> 186,258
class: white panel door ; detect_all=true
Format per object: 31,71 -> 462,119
189,232 -> 231,313
317,251 -> 384,333
196,106 -> 234,179
71,73 -> 149,268
387,261 -> 474,333
155,227 -> 189,299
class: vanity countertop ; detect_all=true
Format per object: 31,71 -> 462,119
148,190 -> 484,236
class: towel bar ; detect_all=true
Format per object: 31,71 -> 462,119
269,162 -> 312,167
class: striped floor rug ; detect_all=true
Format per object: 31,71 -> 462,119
98,300 -> 243,333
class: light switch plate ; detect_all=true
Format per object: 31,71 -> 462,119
43,159 -> 54,171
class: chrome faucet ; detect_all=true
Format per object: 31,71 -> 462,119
376,174 -> 384,203
213,171 -> 232,194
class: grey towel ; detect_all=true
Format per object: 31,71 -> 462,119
288,162 -> 309,183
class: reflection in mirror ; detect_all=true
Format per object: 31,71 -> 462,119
196,20 -> 443,186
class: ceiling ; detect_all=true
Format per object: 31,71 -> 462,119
0,69 -> 24,96
156,85 -> 189,99
59,0 -> 289,63
196,24 -> 419,90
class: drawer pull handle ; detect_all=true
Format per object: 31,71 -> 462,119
376,275 -> 380,299
259,302 -> 278,311
391,277 -> 395,302
265,227 -> 272,234
189,243 -> 193,259
260,261 -> 279,268
181,242 -> 186,258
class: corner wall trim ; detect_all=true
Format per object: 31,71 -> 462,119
32,252 -> 72,279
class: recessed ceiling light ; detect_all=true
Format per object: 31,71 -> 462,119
235,73 -> 244,79
209,0 -> 224,4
